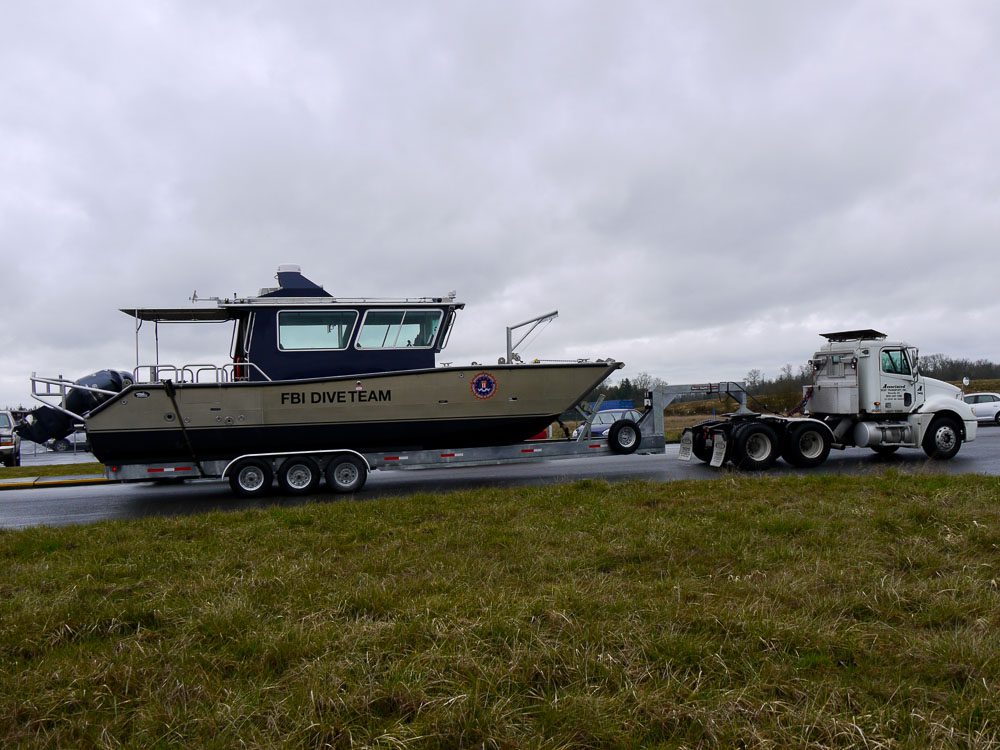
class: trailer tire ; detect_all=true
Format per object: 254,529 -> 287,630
608,420 -> 641,454
781,423 -> 831,468
278,457 -> 321,495
228,458 -> 273,498
325,455 -> 368,493
923,416 -> 962,460
732,422 -> 779,470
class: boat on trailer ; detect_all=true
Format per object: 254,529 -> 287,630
21,266 -> 625,481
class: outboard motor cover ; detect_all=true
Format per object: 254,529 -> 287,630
15,369 -> 134,444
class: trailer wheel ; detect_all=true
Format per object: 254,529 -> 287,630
608,420 -> 641,454
228,458 -> 273,498
732,422 -> 779,470
278,457 -> 321,495
325,455 -> 368,493
781,423 -> 831,468
923,416 -> 962,460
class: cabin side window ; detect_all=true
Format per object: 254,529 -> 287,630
880,349 -> 911,376
277,310 -> 358,351
356,309 -> 443,349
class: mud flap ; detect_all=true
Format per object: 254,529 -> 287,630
678,430 -> 693,461
710,432 -> 727,467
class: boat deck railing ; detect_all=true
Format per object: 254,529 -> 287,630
133,362 -> 272,384
28,362 -> 272,423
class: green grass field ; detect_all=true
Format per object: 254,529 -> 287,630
3,474 -> 1000,747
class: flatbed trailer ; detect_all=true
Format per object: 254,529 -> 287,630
103,388 -> 670,497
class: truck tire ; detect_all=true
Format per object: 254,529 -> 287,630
278,457 -> 321,495
781,423 -> 831,468
608,420 -> 641,455
228,458 -> 274,498
922,416 -> 962,460
691,420 -> 723,463
52,439 -> 72,453
732,422 -> 779,470
325,455 -> 368,493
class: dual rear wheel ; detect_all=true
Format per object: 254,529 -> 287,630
703,421 -> 832,470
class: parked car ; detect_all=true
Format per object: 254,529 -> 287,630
48,428 -> 91,453
0,410 -> 21,467
571,408 -> 644,439
963,392 -> 1000,423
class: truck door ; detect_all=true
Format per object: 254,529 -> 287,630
878,347 -> 917,413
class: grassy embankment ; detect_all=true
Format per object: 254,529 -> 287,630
3,474 -> 1000,747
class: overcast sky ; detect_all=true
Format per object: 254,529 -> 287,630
3,1 -> 999,408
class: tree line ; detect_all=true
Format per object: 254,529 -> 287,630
589,353 -> 1000,408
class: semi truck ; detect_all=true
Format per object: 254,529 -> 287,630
678,330 -> 977,470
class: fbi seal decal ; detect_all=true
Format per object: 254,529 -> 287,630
471,372 -> 498,400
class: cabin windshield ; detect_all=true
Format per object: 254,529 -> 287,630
357,309 -> 442,349
278,310 -> 358,351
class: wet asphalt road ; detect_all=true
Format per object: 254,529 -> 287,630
3,426 -> 1000,529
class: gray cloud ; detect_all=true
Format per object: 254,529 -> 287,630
2,1 -> 1000,408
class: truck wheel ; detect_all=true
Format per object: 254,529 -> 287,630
325,455 -> 368,493
608,420 -> 641,454
228,458 -> 274,498
923,416 -> 962,460
732,422 -> 779,470
278,457 -> 320,495
871,445 -> 899,457
52,439 -> 71,453
781,423 -> 831,468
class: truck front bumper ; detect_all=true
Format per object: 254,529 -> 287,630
964,418 -> 978,443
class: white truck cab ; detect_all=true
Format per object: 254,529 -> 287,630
808,329 -> 976,457
680,329 -> 976,471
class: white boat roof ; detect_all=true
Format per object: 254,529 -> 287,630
121,297 -> 465,323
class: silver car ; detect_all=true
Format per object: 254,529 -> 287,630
571,408 -> 644,439
1,410 -> 21,467
963,392 -> 1000,423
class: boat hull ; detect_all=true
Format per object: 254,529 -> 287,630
85,362 -> 622,464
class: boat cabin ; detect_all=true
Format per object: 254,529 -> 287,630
123,266 -> 464,382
